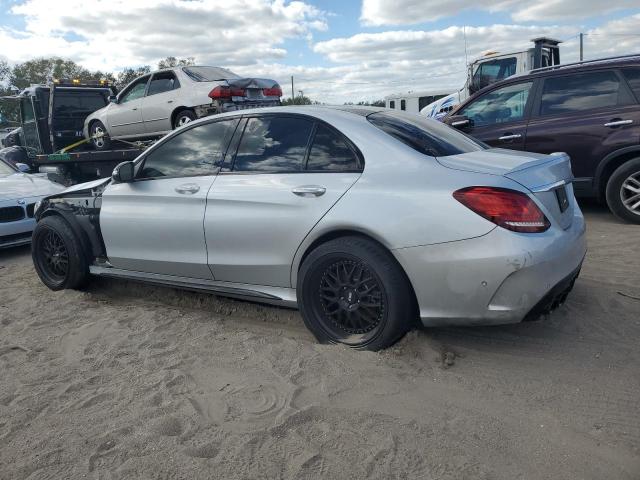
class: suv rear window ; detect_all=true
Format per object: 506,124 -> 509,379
539,70 -> 634,116
367,112 -> 486,157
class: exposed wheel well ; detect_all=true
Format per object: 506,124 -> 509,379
598,151 -> 640,200
297,230 -> 420,322
171,107 -> 194,127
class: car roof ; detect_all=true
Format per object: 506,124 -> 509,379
513,53 -> 640,81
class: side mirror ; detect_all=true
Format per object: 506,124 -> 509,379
108,95 -> 117,103
446,115 -> 472,131
112,161 -> 135,183
15,162 -> 30,173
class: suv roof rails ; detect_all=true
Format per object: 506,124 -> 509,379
528,53 -> 640,74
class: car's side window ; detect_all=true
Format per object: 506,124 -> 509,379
621,67 -> 640,102
138,119 -> 239,179
306,124 -> 360,171
120,76 -> 149,104
459,82 -> 533,127
232,116 -> 313,173
147,72 -> 180,96
539,70 -> 634,116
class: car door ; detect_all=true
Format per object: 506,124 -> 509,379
525,69 -> 640,182
141,70 -> 181,135
204,114 -> 362,287
454,80 -> 535,150
100,118 -> 239,278
107,75 -> 149,137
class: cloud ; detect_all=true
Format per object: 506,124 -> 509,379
2,0 -> 327,70
360,0 -> 637,26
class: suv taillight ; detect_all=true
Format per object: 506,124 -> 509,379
453,186 -> 550,233
208,86 -> 245,99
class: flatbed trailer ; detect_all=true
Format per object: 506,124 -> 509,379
34,148 -> 143,185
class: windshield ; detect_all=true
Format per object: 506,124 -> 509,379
367,111 -> 487,157
182,66 -> 240,82
0,160 -> 16,176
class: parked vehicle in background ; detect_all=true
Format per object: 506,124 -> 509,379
444,54 -> 640,224
32,106 -> 585,350
84,66 -> 282,150
422,37 -> 561,120
0,157 -> 64,248
384,90 -> 449,114
0,79 -> 141,185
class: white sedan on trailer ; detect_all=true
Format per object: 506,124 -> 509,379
84,66 -> 282,150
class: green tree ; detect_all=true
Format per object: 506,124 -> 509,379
115,65 -> 151,89
282,95 -> 313,106
157,56 -> 196,69
9,58 -> 111,89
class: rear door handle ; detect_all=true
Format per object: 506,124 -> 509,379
132,108 -> 138,111
175,183 -> 200,195
604,119 -> 633,127
167,100 -> 174,104
498,133 -> 522,141
292,185 -> 326,197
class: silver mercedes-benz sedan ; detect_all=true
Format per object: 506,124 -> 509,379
32,106 -> 586,350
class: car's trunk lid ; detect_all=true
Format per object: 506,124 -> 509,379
438,148 -> 575,229
225,77 -> 281,105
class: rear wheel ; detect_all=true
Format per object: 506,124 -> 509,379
297,236 -> 415,351
173,110 -> 196,129
606,158 -> 640,224
90,120 -> 111,151
32,215 -> 89,290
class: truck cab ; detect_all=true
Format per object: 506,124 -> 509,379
422,37 -> 561,120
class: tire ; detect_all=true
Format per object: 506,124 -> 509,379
605,158 -> 640,224
32,215 -> 89,291
173,110 -> 196,129
297,236 -> 415,351
90,120 -> 111,151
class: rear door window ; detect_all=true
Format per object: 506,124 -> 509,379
232,116 -> 313,173
621,67 -> 640,101
139,118 -> 238,179
539,70 -> 634,116
147,71 -> 180,96
306,124 -> 360,171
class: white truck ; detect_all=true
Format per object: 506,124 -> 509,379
384,90 -> 450,114
422,37 -> 561,120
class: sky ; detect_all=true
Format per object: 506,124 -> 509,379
1,0 -> 640,103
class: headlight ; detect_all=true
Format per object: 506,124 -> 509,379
33,200 -> 42,216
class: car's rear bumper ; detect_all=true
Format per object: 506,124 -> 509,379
393,208 -> 587,327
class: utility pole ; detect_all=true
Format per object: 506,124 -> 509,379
579,33 -> 584,61
291,76 -> 295,103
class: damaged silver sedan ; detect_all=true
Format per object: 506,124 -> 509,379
84,66 -> 281,150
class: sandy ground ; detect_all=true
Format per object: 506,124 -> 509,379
1,200 -> 639,480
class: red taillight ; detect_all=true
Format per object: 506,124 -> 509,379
208,86 -> 245,99
263,86 -> 282,97
453,186 -> 550,233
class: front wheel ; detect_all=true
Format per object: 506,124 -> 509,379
606,158 -> 640,224
90,121 -> 111,151
297,236 -> 416,351
32,215 -> 89,290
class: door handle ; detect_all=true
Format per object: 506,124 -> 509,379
292,185 -> 326,197
132,108 -> 138,111
167,100 -> 174,104
175,183 -> 200,195
604,119 -> 633,127
498,133 -> 522,141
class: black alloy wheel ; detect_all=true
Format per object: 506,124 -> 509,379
298,236 -> 415,350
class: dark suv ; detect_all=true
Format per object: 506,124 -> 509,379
444,55 -> 640,223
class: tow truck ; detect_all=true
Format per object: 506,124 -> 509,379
422,37 -> 562,119
0,79 -> 144,185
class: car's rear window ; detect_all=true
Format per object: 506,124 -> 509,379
183,66 -> 240,82
367,112 -> 487,157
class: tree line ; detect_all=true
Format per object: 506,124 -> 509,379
0,56 -> 195,125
